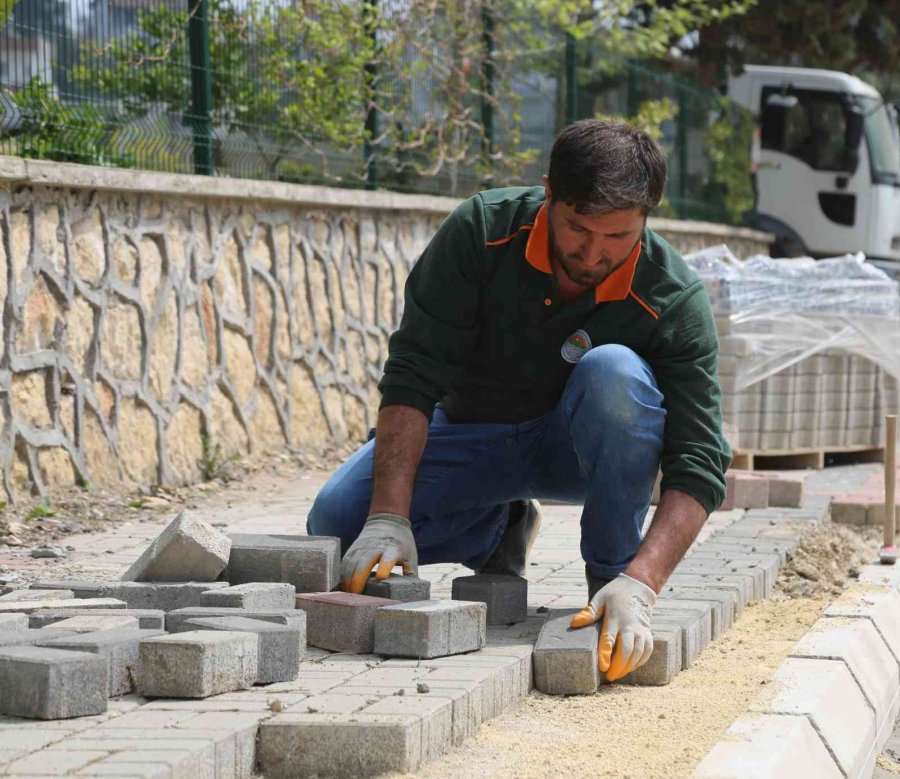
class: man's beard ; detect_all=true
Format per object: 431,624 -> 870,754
548,221 -> 641,288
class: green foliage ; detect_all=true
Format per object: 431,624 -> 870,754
25,496 -> 55,521
0,0 -> 21,29
707,97 -> 756,224
597,97 -> 679,142
199,433 -> 238,482
126,497 -> 145,509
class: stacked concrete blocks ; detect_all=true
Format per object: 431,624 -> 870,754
451,575 -> 528,625
164,606 -> 306,635
0,645 -> 108,719
626,625 -> 681,686
374,600 -> 487,659
173,616 -> 305,683
364,574 -> 432,602
296,592 -> 400,654
201,582 -> 296,610
29,608 -> 165,630
0,613 -> 27,631
122,510 -> 231,582
138,630 -> 258,698
226,533 -> 341,593
49,615 -> 139,633
32,580 -> 232,610
0,597 -> 126,614
0,628 -> 81,649
532,609 -> 600,695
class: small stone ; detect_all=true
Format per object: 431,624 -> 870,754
416,682 -> 430,694
30,546 -> 67,559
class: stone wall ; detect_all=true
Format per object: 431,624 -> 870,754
0,158 -> 772,501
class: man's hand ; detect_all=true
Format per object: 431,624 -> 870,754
570,573 -> 656,681
340,513 -> 418,593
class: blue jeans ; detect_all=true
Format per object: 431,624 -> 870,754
307,344 -> 666,580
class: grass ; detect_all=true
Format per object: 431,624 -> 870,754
25,496 -> 56,521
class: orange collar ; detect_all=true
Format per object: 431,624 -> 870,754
525,203 -> 642,304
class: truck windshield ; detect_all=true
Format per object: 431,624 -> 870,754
859,96 -> 900,184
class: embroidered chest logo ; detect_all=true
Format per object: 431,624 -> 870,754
561,329 -> 592,364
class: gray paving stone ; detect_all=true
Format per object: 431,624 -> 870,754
29,608 -> 165,630
0,645 -> 108,719
659,586 -> 740,628
164,606 -> 306,635
364,574 -> 432,602
32,580 -> 231,610
701,537 -> 797,565
225,533 -> 341,593
656,598 -> 720,639
653,608 -> 709,669
0,597 -> 126,614
451,575 -> 528,625
666,571 -> 754,606
31,579 -> 108,598
138,630 -> 258,698
0,628 -> 77,648
675,562 -> 764,601
626,625 -> 682,686
173,616 -> 304,684
362,694 -> 454,764
0,588 -> 74,602
532,609 -> 600,695
36,628 -> 166,696
374,600 -> 487,659
0,613 -> 27,631
768,477 -> 804,508
122,510 -> 231,582
201,582 -> 296,610
49,615 -> 139,634
295,592 -> 399,654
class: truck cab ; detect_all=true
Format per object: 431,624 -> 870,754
728,65 -> 900,260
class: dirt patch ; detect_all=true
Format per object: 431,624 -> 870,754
391,597 -> 829,779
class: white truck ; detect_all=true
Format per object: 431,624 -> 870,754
727,65 -> 900,265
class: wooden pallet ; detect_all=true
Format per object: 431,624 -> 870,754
732,445 -> 885,471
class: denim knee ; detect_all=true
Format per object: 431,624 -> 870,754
306,480 -> 368,554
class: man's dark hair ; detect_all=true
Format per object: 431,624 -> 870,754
547,119 -> 668,215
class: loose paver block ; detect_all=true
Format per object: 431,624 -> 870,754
533,609 -> 600,695
138,630 -> 258,698
451,575 -> 528,625
173,616 -> 304,684
665,573 -> 750,611
652,609 -> 708,669
767,477 -> 804,508
721,472 -> 770,510
33,580 -> 230,610
0,645 -> 108,719
226,533 -> 341,592
0,613 -> 27,631
122,510 -> 231,582
694,713 -> 842,778
49,615 -> 139,633
749,657 -> 875,778
824,584 -> 900,671
296,592 -> 400,653
656,597 -> 720,640
0,628 -> 78,648
0,588 -> 74,602
0,597 -> 125,614
37,628 -> 166,696
660,585 -> 739,629
374,600 -> 487,659
29,608 -> 165,630
201,582 -> 296,610
625,625 -> 682,686
364,574 -> 432,602
31,579 -> 107,598
165,606 -> 306,635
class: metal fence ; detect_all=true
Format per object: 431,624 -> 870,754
0,0 -> 754,224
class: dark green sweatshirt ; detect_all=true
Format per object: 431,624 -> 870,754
379,186 -> 731,513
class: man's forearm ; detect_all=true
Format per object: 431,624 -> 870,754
624,488 -> 708,593
369,405 -> 429,518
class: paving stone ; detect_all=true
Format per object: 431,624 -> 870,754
49,615 -> 139,634
656,597 -> 720,639
675,562 -> 764,601
32,580 -> 231,611
225,533 -> 341,593
0,628 -> 78,648
532,609 -> 600,695
362,694 -> 454,764
721,472 -> 770,510
652,609 -> 708,670
172,616 -> 304,684
664,574 -> 750,611
138,630 -> 258,698
749,657 -> 875,778
122,510 -> 231,583
373,600 -> 487,659
767,476 -> 804,508
0,588 -> 74,602
824,584 -> 900,672
364,574 -> 432,602
31,580 -> 108,598
701,537 -> 797,565
694,713 -> 842,778
36,628 -> 166,697
668,569 -> 756,604
659,585 -> 739,628
165,606 -> 306,635
295,592 -> 399,653
0,597 -> 126,615
451,575 -> 528,625
624,625 -> 681,686
201,582 -> 296,610
0,613 -> 27,631
258,711 -> 422,777
2,748 -> 115,775
790,617 -> 900,737
29,608 -> 165,630
0,645 -> 108,719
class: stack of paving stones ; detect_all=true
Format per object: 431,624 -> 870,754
831,463 -> 900,527
653,470 -> 805,510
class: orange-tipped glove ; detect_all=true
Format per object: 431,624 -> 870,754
340,513 -> 418,593
570,573 -> 656,682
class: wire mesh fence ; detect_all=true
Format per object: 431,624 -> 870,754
0,0 -> 754,224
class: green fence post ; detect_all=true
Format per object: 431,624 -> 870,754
187,0 -> 213,176
676,81 -> 688,218
481,2 -> 495,184
363,0 -> 378,190
565,33 -> 576,125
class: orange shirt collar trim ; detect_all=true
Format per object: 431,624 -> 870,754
524,203 -> 642,304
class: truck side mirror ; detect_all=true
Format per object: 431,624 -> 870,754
765,92 -> 798,110
845,105 -> 864,173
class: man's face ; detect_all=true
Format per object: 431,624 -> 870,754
545,196 -> 646,289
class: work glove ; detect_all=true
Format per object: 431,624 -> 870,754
570,573 -> 656,682
340,513 -> 418,593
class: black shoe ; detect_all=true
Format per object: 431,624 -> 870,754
585,566 -> 613,599
477,499 -> 542,577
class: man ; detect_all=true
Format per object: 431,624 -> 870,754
308,119 -> 730,682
